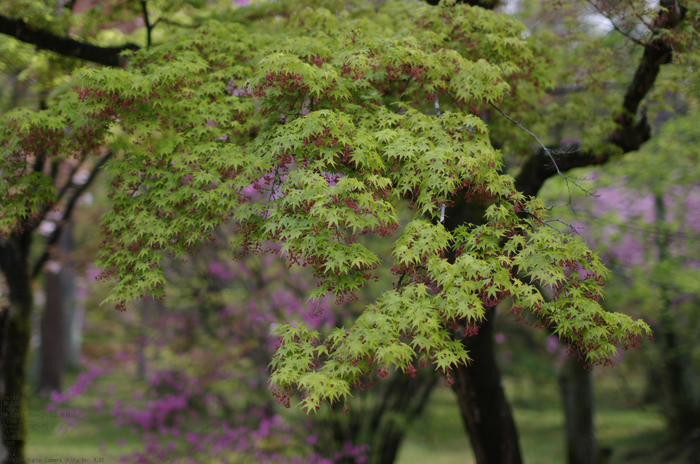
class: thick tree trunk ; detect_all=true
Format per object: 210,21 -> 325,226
440,196 -> 523,464
559,356 -> 597,464
0,232 -> 33,463
451,307 -> 523,464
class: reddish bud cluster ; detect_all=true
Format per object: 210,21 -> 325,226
272,387 -> 294,408
404,364 -> 417,378
464,324 -> 480,337
352,376 -> 378,392
400,63 -> 426,83
309,55 -> 327,67
443,373 -> 455,387
258,72 -> 310,96
340,63 -> 366,80
461,180 -> 498,204
302,127 -> 341,149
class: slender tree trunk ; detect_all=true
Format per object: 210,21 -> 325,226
61,226 -> 81,371
136,300 -> 148,381
39,262 -> 64,392
659,308 -> 700,436
559,356 -> 597,464
366,367 -> 438,464
654,195 -> 700,438
39,224 -> 76,390
0,232 -> 34,463
314,365 -> 439,464
451,307 -> 523,464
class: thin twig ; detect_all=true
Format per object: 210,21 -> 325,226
544,218 -> 584,237
489,102 -> 597,206
434,94 -> 446,224
626,0 -> 655,31
442,89 -> 467,115
397,271 -> 407,291
151,17 -> 196,29
140,0 -> 153,48
588,0 -> 645,46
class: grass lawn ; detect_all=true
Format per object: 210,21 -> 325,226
25,371 -> 143,463
24,314 -> 671,464
26,368 -> 670,464
396,373 -> 668,464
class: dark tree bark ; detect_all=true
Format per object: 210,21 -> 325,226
451,307 -> 523,464
314,365 -> 439,464
559,356 -> 597,464
0,14 -> 138,68
39,221 -> 76,390
0,152 -> 109,463
39,262 -> 65,392
0,232 -> 33,464
654,195 -> 700,439
439,189 -> 525,464
61,226 -> 82,371
514,5 -> 682,198
136,302 -> 149,381
443,4 -> 686,463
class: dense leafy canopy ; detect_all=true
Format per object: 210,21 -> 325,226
0,0 -> 653,413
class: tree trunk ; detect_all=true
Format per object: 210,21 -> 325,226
39,262 -> 65,392
0,232 -> 34,463
61,226 -> 81,371
314,365 -> 439,464
441,196 -> 523,464
654,195 -> 700,438
559,356 -> 597,464
658,307 -> 700,437
136,300 -> 148,381
451,307 -> 523,464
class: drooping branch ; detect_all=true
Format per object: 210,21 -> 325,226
0,14 -> 139,68
514,2 -> 686,197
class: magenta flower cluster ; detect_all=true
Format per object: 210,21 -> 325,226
47,249 -> 367,463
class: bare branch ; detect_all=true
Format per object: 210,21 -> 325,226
0,14 -> 139,68
514,1 -> 685,198
140,0 -> 153,48
587,0 -> 646,46
32,152 -> 113,278
489,102 -> 596,205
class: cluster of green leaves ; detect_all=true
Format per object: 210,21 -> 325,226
0,0 -> 651,412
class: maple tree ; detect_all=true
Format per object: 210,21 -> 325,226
1,0 -> 696,462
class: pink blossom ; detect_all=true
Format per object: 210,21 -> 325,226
546,335 -> 560,354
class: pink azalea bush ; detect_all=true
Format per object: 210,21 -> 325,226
47,247 -> 368,463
